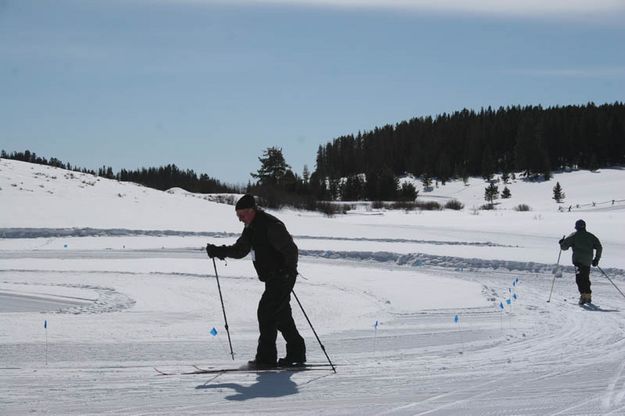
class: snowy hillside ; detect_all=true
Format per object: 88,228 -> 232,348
400,168 -> 625,212
2,158 -> 625,415
2,158 -> 624,267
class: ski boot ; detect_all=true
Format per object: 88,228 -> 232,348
246,359 -> 277,370
578,293 -> 592,305
277,355 -> 307,368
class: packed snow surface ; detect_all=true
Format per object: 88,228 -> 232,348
2,158 -> 625,415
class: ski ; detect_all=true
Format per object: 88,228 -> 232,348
155,363 -> 335,376
187,363 -> 334,375
579,303 -> 618,312
154,367 -> 175,376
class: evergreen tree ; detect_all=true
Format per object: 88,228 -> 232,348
553,182 -> 565,203
251,147 -> 291,186
501,186 -> 511,199
484,182 -> 499,207
398,182 -> 418,201
421,173 -> 433,191
377,168 -> 398,201
302,165 -> 310,184
501,171 -> 510,184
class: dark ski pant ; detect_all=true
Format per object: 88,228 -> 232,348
574,262 -> 592,294
255,275 -> 306,364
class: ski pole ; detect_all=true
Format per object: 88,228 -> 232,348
291,289 -> 336,373
597,266 -> 625,300
212,257 -> 235,360
547,235 -> 565,303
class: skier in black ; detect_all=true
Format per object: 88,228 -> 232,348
559,219 -> 603,305
206,194 -> 306,368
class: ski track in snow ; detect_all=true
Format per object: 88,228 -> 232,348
0,280 -> 135,314
0,227 -> 514,247
2,245 -> 621,281
3,243 -> 625,414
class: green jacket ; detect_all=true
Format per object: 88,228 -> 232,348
560,230 -> 602,266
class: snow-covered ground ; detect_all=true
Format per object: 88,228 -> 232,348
1,158 -> 625,415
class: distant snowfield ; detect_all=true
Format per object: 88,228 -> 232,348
2,158 -> 625,415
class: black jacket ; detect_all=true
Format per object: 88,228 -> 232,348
216,210 -> 298,281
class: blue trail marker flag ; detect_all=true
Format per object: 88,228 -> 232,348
210,327 -> 218,336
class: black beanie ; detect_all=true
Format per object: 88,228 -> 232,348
235,194 -> 256,210
575,219 -> 586,230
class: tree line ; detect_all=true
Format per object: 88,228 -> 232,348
0,149 -> 241,194
311,102 -> 625,201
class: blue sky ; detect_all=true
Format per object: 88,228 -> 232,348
2,0 -> 625,184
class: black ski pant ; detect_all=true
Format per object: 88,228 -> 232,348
255,275 -> 306,364
574,262 -> 592,294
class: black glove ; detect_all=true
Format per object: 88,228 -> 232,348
559,238 -> 564,244
205,243 -> 224,260
592,258 -> 599,267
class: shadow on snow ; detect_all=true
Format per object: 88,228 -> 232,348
196,371 -> 298,401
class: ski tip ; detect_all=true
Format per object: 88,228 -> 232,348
153,367 -> 171,376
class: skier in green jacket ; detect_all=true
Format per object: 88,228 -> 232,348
559,219 -> 602,305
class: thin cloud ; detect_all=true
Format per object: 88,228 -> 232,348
164,0 -> 625,18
